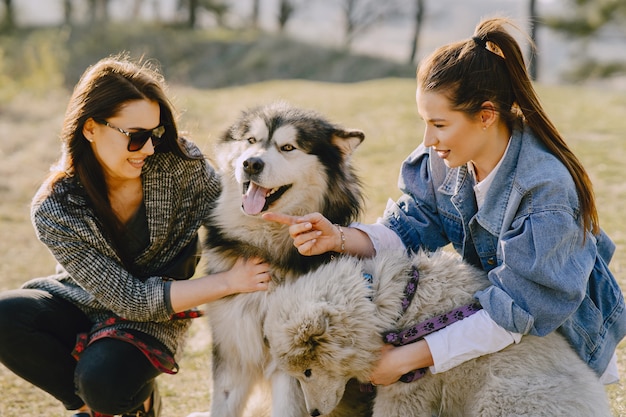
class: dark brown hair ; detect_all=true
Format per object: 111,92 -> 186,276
42,54 -> 199,260
417,17 -> 598,235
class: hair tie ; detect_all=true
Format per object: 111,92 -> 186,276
472,36 -> 487,49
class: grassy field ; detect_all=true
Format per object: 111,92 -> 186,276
1,78 -> 625,416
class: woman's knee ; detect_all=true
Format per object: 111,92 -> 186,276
0,289 -> 45,340
75,368 -> 154,415
0,289 -> 89,348
75,363 -> 125,414
0,289 -> 32,324
75,338 -> 156,414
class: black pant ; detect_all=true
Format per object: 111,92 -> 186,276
0,289 -> 160,414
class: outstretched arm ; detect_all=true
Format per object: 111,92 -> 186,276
370,310 -> 521,386
169,257 -> 270,313
262,212 -> 376,258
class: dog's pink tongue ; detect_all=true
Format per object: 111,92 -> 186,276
242,182 -> 269,215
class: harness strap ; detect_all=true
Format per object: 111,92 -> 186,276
400,266 -> 420,311
361,266 -> 482,390
383,302 -> 483,346
386,301 -> 483,383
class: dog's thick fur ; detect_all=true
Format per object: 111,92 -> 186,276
194,102 -> 373,417
264,250 -> 612,417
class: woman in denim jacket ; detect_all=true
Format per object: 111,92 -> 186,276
265,17 -> 626,387
0,56 -> 271,417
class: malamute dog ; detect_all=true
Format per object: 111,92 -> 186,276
193,102 -> 373,417
264,250 -> 612,417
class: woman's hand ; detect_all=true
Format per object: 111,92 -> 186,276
369,341 -> 434,386
262,212 -> 340,256
224,256 -> 271,294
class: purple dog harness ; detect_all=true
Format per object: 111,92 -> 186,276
364,266 -> 482,389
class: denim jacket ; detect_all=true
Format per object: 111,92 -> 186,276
383,125 -> 626,376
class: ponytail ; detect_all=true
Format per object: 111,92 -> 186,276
418,17 -> 598,235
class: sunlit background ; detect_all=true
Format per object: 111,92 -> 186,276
2,0 -> 626,88
1,1 -> 625,416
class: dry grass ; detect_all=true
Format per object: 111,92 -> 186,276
0,79 -> 624,416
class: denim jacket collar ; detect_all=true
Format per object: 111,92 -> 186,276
438,126 -> 525,238
475,127 -> 524,236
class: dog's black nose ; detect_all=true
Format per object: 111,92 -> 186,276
243,157 -> 264,175
310,410 -> 321,417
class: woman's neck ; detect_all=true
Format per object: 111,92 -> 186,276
107,178 -> 144,225
472,123 -> 511,182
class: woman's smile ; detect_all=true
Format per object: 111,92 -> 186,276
434,149 -> 450,159
128,157 -> 146,169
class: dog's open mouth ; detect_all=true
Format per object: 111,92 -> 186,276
242,181 -> 292,215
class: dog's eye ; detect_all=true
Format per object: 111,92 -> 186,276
280,144 -> 295,152
304,369 -> 312,378
247,137 -> 257,144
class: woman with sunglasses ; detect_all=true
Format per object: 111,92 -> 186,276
265,17 -> 625,390
0,55 -> 271,417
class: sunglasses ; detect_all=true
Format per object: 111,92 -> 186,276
94,118 -> 166,152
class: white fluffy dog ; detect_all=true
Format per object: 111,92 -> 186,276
264,249 -> 613,417
188,102 -> 372,417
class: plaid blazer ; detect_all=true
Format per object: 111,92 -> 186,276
23,139 -> 221,356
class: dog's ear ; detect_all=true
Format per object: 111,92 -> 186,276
332,129 -> 364,159
293,303 -> 334,347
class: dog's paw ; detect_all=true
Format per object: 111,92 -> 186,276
185,412 -> 211,417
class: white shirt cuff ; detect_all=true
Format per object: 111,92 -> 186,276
351,219 -> 404,254
423,309 -> 522,374
600,353 -> 620,385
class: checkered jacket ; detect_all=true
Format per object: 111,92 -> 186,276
23,139 -> 221,356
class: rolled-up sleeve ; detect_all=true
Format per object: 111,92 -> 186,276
477,209 -> 596,336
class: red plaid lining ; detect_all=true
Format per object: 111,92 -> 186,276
72,309 -> 203,375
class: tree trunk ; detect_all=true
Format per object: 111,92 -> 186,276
343,0 -> 357,48
131,0 -> 144,19
408,0 -> 424,64
251,0 -> 260,29
188,0 -> 198,28
63,0 -> 73,25
528,0 -> 539,80
278,0 -> 294,32
1,0 -> 15,30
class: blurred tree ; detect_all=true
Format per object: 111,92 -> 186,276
63,0 -> 73,25
131,0 -> 145,19
251,0 -> 260,29
544,0 -> 626,80
340,0 -> 402,49
87,0 -> 110,24
408,0 -> 424,64
528,0 -> 539,80
188,0 -> 198,27
63,0 -> 159,25
545,0 -> 626,36
0,0 -> 15,32
277,0 -> 295,32
178,0 -> 229,28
